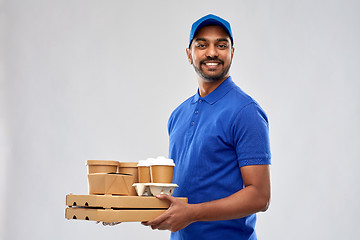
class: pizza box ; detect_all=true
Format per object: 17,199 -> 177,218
65,208 -> 166,222
65,194 -> 188,222
66,194 -> 187,209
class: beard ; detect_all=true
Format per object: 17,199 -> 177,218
192,56 -> 232,82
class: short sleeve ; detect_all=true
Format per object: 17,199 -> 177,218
233,102 -> 271,167
168,111 -> 174,136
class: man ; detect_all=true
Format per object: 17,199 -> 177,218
142,14 -> 271,240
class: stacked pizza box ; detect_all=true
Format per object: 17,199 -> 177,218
65,159 -> 187,223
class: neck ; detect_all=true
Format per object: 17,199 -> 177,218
197,76 -> 229,97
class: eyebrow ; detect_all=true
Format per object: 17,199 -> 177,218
217,38 -> 230,43
194,38 -> 230,43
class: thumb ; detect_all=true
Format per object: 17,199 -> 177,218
155,194 -> 176,203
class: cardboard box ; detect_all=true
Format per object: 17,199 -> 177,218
66,207 -> 166,222
88,173 -> 134,195
66,194 -> 187,209
65,194 -> 188,222
118,162 -> 138,196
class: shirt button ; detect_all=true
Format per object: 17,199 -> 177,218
199,99 -> 203,103
195,110 -> 199,114
191,121 -> 195,126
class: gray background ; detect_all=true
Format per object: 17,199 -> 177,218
1,0 -> 359,239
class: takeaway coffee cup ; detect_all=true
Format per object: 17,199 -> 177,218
137,159 -> 152,183
150,156 -> 175,183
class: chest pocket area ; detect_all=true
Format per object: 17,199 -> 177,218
189,120 -> 236,181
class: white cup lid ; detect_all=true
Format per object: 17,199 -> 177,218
137,159 -> 151,167
150,156 -> 175,166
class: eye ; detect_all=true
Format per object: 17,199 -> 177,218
218,44 -> 228,49
195,43 -> 207,49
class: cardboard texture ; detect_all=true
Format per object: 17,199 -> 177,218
86,160 -> 119,174
138,166 -> 151,183
66,194 -> 187,209
66,159 -> 184,223
66,208 -> 166,222
150,165 -> 174,183
118,162 -> 138,195
65,194 -> 188,222
88,173 -> 134,195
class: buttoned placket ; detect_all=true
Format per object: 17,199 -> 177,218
190,98 -> 203,127
184,98 -> 204,148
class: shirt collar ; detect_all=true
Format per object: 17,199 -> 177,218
191,76 -> 235,105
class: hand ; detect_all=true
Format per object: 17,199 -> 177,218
142,194 -> 195,232
96,221 -> 121,226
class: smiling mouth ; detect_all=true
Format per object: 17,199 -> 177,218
201,58 -> 224,66
204,62 -> 220,66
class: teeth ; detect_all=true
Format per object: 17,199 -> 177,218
205,63 -> 219,66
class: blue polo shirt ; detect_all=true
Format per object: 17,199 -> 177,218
168,77 -> 271,240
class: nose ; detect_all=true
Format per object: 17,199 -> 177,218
205,44 -> 218,58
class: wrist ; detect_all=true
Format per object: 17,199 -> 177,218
189,203 -> 202,223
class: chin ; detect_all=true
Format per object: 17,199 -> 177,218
202,72 -> 227,82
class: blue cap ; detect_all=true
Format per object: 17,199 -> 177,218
189,14 -> 233,47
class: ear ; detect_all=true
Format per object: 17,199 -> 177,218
231,47 -> 235,60
186,48 -> 193,65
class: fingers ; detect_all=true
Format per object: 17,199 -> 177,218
100,222 -> 122,226
142,205 -> 175,231
142,211 -> 169,226
142,194 -> 184,231
155,194 -> 176,203
148,219 -> 170,231
152,224 -> 170,231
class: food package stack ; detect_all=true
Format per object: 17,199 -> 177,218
87,160 -> 138,196
65,158 -> 187,223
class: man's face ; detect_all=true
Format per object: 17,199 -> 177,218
186,25 -> 234,82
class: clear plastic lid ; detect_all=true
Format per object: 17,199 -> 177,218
150,156 -> 175,166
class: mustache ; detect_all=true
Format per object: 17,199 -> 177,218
200,57 -> 224,65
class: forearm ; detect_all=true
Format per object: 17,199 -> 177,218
142,165 -> 271,232
191,185 -> 270,222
